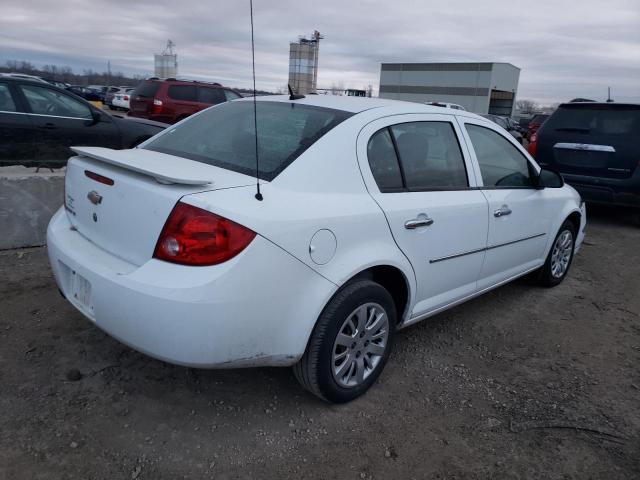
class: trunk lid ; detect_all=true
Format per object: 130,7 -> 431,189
129,80 -> 160,118
64,147 -> 254,266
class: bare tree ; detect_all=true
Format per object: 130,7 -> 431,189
516,99 -> 538,114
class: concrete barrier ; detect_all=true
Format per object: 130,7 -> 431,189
0,167 -> 64,250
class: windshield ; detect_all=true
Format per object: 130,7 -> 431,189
546,104 -> 640,135
143,101 -> 353,181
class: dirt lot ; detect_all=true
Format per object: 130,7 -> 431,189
1,206 -> 639,479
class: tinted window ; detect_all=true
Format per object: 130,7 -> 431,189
466,124 -> 533,188
20,85 -> 92,119
545,104 -> 640,135
198,87 -> 225,104
168,85 -> 197,102
367,128 -> 403,191
133,81 -> 160,98
390,122 -> 468,189
224,90 -> 242,101
0,83 -> 16,112
144,101 -> 352,181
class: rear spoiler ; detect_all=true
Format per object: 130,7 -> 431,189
70,147 -> 214,186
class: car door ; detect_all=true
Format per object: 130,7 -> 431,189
458,117 -> 555,289
357,114 -> 489,318
0,81 -> 36,165
16,83 -> 120,164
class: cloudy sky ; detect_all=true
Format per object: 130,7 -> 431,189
2,0 -> 639,104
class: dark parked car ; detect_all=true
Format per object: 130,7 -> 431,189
481,114 -> 524,143
535,102 -> 640,210
66,85 -> 102,102
0,77 -> 167,167
527,113 -> 550,140
128,78 -> 243,124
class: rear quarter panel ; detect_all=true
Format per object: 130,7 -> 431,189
182,116 -> 417,317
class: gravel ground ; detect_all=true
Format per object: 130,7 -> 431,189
1,206 -> 639,479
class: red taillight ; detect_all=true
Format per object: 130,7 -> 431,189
85,170 -> 114,186
123,95 -> 129,101
151,98 -> 163,114
528,133 -> 537,157
153,202 -> 256,266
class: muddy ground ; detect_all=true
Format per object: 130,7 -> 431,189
1,206 -> 639,479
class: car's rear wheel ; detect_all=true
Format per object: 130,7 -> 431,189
537,220 -> 576,287
293,280 -> 396,403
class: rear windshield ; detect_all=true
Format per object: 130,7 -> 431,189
133,81 -> 160,98
143,101 -> 353,181
545,104 -> 640,135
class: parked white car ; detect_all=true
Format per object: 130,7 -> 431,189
47,96 -> 586,402
112,88 -> 134,111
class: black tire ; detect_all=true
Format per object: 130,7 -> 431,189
536,220 -> 576,287
293,280 -> 396,403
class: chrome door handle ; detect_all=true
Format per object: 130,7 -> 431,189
494,205 -> 512,217
404,216 -> 434,229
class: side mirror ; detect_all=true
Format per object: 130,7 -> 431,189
537,168 -> 564,189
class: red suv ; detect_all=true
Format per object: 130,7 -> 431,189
128,78 -> 243,124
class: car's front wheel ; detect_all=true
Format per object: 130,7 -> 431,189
293,280 -> 396,403
537,220 -> 576,287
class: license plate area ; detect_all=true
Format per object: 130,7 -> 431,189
59,261 -> 95,319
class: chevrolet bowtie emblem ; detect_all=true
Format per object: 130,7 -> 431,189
87,191 -> 102,205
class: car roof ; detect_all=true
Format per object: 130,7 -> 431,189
0,76 -> 52,86
558,101 -> 640,108
245,94 -> 486,120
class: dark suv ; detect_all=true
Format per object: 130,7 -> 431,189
128,78 -> 243,124
535,102 -> 640,210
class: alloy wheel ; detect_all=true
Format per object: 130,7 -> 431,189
331,302 -> 389,388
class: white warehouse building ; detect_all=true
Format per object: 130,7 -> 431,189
378,62 -> 520,116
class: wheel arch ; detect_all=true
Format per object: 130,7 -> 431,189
567,210 -> 581,234
340,264 -> 413,326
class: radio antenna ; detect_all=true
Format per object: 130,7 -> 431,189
249,0 -> 263,201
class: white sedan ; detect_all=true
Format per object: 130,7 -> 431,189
111,88 -> 134,111
47,96 -> 586,403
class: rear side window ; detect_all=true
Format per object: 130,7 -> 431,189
143,101 -> 352,181
466,124 -> 533,188
0,83 -> 16,112
133,81 -> 160,98
224,90 -> 242,101
367,129 -> 403,191
545,105 -> 640,135
197,87 -> 225,104
390,122 -> 468,190
168,85 -> 197,102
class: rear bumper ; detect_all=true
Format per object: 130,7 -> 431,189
563,173 -> 640,209
47,208 -> 336,368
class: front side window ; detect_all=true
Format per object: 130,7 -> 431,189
168,85 -> 197,102
0,83 -> 16,112
20,85 -> 91,119
144,101 -> 352,181
466,124 -> 534,188
367,128 -> 403,191
390,121 -> 468,190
